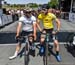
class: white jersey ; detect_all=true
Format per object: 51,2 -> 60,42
19,15 -> 36,31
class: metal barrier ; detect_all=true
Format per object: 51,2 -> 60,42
0,14 -> 19,27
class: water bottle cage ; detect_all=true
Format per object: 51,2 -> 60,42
46,34 -> 50,42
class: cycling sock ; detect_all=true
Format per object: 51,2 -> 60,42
9,51 -> 18,59
14,51 -> 18,56
56,51 -> 59,55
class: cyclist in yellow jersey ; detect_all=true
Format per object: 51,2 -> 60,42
38,12 -> 56,29
37,8 -> 61,62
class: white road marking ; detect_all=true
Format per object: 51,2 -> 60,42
0,42 -> 67,46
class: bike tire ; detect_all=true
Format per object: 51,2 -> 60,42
44,42 -> 48,65
24,43 -> 29,65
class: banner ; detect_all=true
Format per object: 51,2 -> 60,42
69,13 -> 75,22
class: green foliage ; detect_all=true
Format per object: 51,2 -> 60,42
4,3 -> 39,9
3,0 -> 59,9
48,0 -> 59,8
27,3 -> 38,8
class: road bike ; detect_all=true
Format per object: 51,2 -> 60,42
39,32 -> 53,65
17,34 -> 34,65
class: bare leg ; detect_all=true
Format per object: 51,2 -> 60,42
54,40 -> 61,62
54,40 -> 59,52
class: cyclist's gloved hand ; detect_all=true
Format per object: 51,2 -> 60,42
15,35 -> 20,40
52,30 -> 59,35
15,35 -> 23,42
39,29 -> 43,33
41,30 -> 46,34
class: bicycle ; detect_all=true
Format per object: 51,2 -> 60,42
39,32 -> 53,65
17,34 -> 34,65
24,35 -> 29,65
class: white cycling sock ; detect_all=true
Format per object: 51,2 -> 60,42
14,51 -> 18,56
9,51 -> 18,59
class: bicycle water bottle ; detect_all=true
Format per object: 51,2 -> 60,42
46,34 -> 49,42
39,46 -> 45,55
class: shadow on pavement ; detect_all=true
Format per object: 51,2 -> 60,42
0,32 -> 75,44
17,46 -> 36,65
64,45 -> 75,57
18,46 -> 35,58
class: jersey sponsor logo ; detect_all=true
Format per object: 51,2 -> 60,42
23,20 -> 33,25
44,19 -> 48,22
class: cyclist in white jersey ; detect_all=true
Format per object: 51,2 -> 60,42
9,9 -> 37,59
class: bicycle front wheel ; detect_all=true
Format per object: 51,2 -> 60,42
24,43 -> 29,65
44,42 -> 48,65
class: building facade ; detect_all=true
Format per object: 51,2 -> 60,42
0,0 -> 2,8
72,0 -> 75,13
60,0 -> 75,13
0,0 -> 5,8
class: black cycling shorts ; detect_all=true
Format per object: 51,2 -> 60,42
20,31 -> 33,36
42,28 -> 58,41
17,31 -> 33,43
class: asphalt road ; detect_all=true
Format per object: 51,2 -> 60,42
0,44 -> 75,65
0,19 -> 75,65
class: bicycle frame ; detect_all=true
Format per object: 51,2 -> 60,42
43,33 -> 53,65
20,36 -> 30,65
24,35 -> 35,65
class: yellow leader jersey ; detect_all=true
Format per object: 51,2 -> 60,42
38,13 -> 57,29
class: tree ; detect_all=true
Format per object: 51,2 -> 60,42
48,0 -> 59,9
27,3 -> 38,8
